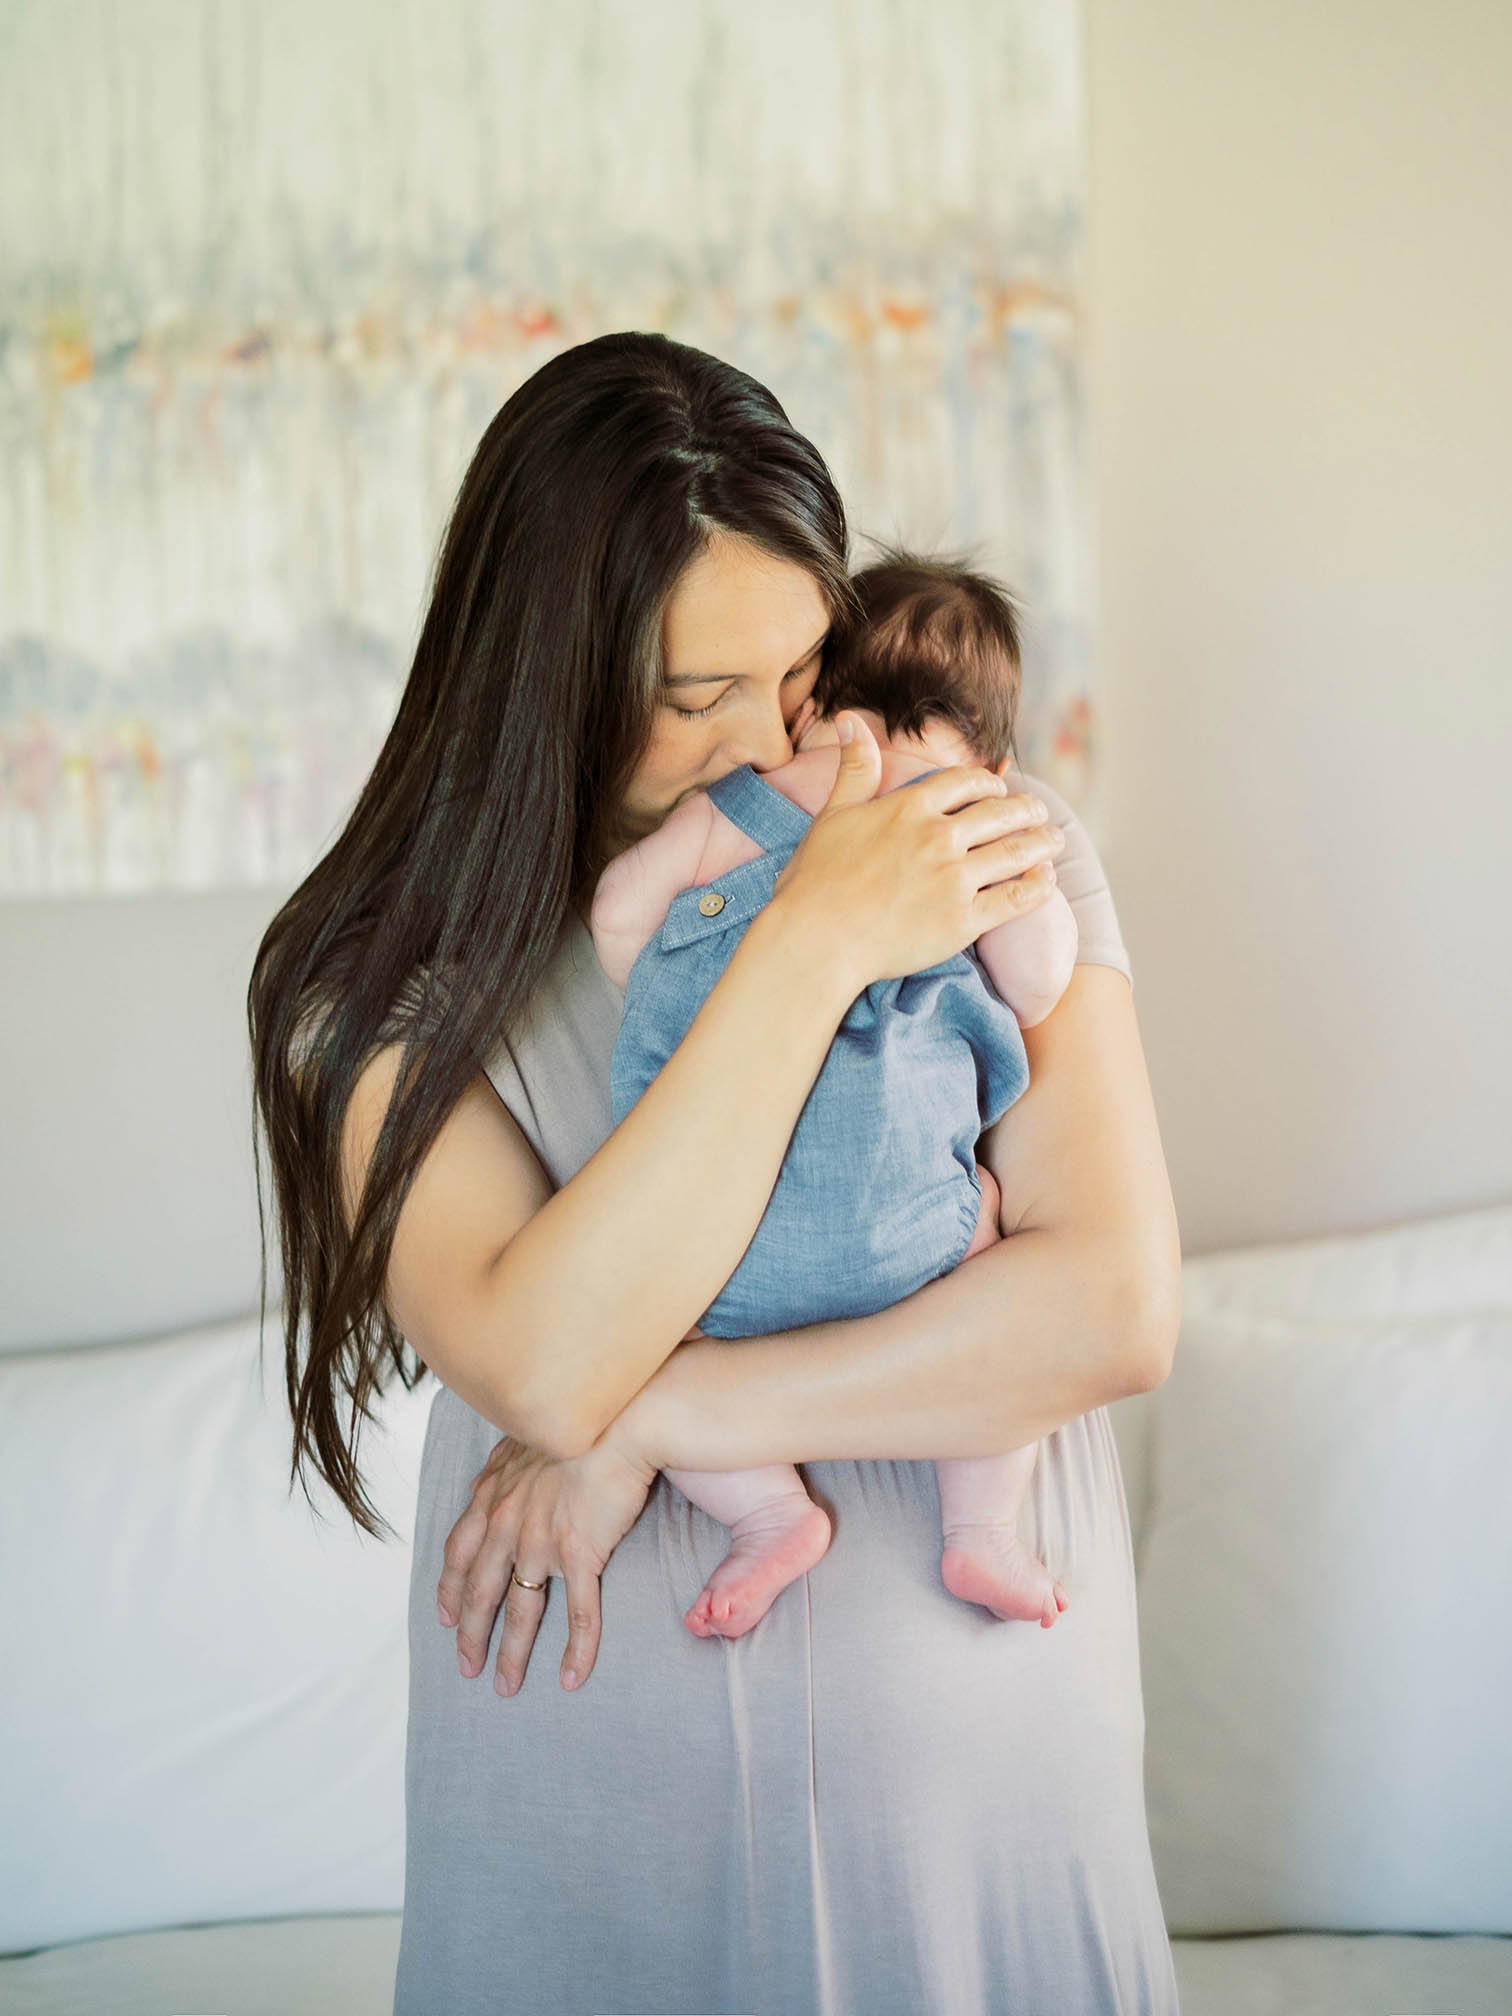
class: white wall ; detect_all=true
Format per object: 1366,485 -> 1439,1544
1083,0 -> 1512,1254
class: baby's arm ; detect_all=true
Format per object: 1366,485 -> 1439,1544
973,885 -> 1079,1030
588,792 -> 719,992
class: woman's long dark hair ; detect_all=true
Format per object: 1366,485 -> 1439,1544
248,331 -> 860,1538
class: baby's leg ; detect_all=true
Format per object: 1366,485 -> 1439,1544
965,1160 -> 1001,1259
932,1165 -> 1066,1625
935,1448 -> 1070,1629
668,1163 -> 1001,1639
665,1462 -> 832,1641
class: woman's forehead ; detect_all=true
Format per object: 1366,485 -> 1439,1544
662,535 -> 830,679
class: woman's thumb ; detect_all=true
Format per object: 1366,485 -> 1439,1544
823,710 -> 881,804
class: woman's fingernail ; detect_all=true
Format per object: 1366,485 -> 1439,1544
458,1652 -> 471,1676
495,1673 -> 514,1697
562,1668 -> 579,1690
438,1601 -> 454,1627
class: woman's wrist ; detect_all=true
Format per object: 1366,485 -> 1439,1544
744,883 -> 867,1015
602,1353 -> 682,1476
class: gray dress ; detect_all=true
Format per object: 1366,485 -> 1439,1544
392,771 -> 1181,2016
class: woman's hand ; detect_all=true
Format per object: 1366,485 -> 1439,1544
436,1421 -> 659,1698
771,710 -> 1066,994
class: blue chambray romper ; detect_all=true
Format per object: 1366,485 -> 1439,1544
609,761 -> 1030,1339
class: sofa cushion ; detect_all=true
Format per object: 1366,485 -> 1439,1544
3,1917 -> 1510,2016
0,1912 -> 403,2016
1139,1289 -> 1512,1934
0,1312 -> 432,1953
1178,1199 -> 1512,1327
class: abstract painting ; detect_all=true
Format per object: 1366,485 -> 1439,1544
0,0 -> 1093,896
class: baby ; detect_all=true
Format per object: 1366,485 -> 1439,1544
590,553 -> 1080,1643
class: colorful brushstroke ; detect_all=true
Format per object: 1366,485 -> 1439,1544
0,0 -> 1095,896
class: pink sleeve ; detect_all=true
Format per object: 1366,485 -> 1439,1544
1001,767 -> 1133,992
588,793 -> 717,992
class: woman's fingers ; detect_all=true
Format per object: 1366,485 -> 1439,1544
956,814 -> 1067,932
557,1559 -> 602,1692
493,1562 -> 550,1697
980,856 -> 1058,928
453,1501 -> 521,1679
436,1489 -> 491,1644
436,1434 -> 543,1670
494,1553 -> 602,1697
437,1427 -> 652,1697
968,816 -> 1066,889
954,790 -> 1062,853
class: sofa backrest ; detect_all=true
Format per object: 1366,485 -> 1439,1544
1,888 -> 291,1354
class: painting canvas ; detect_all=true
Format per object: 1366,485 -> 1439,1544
0,0 -> 1093,897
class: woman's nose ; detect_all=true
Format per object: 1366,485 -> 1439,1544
738,712 -> 803,775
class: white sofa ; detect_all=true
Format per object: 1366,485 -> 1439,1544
2,891 -> 1509,2016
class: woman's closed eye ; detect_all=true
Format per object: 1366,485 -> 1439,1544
670,656 -> 820,721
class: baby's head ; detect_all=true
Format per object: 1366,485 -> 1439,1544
797,550 -> 1023,773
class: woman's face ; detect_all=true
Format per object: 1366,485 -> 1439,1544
611,530 -> 832,850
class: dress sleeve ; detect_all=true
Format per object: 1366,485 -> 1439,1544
1002,767 -> 1133,992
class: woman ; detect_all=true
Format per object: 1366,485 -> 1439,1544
248,330 -> 1182,2015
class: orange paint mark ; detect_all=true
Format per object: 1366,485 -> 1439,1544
47,333 -> 94,385
881,298 -> 930,331
1052,696 -> 1092,763
458,301 -> 514,352
354,312 -> 388,360
824,296 -> 871,345
515,299 -> 561,340
984,281 -> 1075,341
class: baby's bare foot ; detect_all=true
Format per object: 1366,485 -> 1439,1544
941,1523 -> 1069,1628
683,1497 -> 833,1640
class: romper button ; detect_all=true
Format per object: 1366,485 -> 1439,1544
697,891 -> 726,916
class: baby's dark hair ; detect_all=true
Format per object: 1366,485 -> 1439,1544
812,546 -> 1023,770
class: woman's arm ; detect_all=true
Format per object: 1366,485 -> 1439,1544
607,962 -> 1181,1472
342,749 -> 1062,1462
343,894 -> 862,1460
